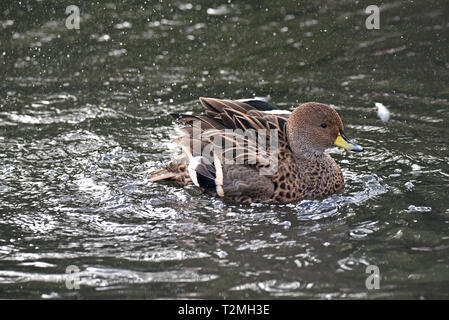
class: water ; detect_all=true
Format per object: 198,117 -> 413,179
1,0 -> 449,299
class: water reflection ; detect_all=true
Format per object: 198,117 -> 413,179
1,0 -> 449,299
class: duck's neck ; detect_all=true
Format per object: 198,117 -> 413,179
293,149 -> 343,185
287,131 -> 326,161
292,146 -> 326,162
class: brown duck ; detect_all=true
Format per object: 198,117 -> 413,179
149,97 -> 363,203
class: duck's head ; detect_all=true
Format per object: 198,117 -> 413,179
286,102 -> 363,157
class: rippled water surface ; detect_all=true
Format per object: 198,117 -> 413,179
1,0 -> 449,299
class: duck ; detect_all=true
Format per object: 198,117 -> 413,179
149,97 -> 363,203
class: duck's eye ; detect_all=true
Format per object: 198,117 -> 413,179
320,123 -> 327,128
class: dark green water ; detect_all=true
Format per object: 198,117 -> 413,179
1,0 -> 448,299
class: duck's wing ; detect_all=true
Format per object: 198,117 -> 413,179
200,97 -> 290,121
170,98 -> 291,169
173,97 -> 290,188
172,97 -> 290,144
200,97 -> 280,117
151,98 -> 292,201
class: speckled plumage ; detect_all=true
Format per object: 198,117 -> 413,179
149,97 -> 362,203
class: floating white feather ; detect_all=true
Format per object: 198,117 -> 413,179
375,102 -> 390,122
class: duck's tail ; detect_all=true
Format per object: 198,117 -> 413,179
149,160 -> 191,186
148,168 -> 177,182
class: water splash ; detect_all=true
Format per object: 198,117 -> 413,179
295,174 -> 387,221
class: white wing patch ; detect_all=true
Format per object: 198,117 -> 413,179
188,156 -> 210,187
263,109 -> 292,115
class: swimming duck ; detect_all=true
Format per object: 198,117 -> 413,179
149,97 -> 363,203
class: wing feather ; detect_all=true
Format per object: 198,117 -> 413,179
172,98 -> 291,170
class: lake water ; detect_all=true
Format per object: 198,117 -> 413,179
1,0 -> 448,299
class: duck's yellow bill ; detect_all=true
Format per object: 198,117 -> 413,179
334,133 -> 364,152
